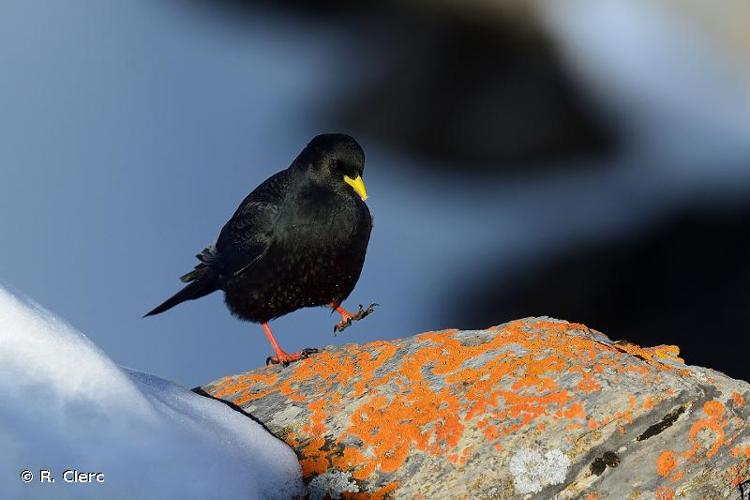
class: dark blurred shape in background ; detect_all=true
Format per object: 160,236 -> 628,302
196,0 -> 615,173
332,8 -> 614,172
3,0 -> 749,384
451,199 -> 750,376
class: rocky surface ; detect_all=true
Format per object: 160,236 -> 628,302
200,318 -> 750,499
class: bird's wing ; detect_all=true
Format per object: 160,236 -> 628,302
208,170 -> 288,279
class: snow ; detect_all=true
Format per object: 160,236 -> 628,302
0,286 -> 303,499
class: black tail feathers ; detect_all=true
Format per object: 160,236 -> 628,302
144,268 -> 218,317
179,263 -> 207,283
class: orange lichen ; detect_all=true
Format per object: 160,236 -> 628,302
656,450 -> 677,477
726,463 -> 750,488
563,402 -> 586,420
650,345 -> 683,362
656,486 -> 675,500
613,342 -> 683,368
670,470 -> 684,482
686,400 -> 727,459
482,424 -> 499,441
204,318 -> 704,495
643,396 -> 655,410
732,392 -> 745,407
704,400 -> 725,419
576,372 -> 602,393
688,419 -> 725,459
343,481 -> 398,500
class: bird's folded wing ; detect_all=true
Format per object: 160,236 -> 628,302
207,200 -> 275,278
195,170 -> 288,280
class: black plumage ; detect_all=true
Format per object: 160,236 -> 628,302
145,134 -> 374,364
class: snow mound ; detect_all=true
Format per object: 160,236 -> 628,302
0,286 -> 303,499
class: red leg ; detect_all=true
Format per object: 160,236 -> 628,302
261,322 -> 317,366
330,302 -> 378,333
333,304 -> 355,322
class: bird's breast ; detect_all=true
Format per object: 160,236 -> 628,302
281,190 -> 368,244
223,192 -> 371,321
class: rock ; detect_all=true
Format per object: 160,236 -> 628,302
199,318 -> 750,499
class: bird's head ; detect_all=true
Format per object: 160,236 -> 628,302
295,133 -> 368,202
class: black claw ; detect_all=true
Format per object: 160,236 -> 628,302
334,318 -> 353,333
333,303 -> 378,333
353,303 -> 378,320
300,348 -> 318,359
266,348 -> 317,366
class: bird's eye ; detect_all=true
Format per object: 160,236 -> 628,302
332,159 -> 360,179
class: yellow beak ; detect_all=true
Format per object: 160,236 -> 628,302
344,175 -> 368,201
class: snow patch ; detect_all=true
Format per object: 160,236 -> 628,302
509,447 -> 571,494
0,286 -> 303,499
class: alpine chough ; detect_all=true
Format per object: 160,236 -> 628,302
145,134 -> 375,365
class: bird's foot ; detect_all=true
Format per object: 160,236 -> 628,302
334,303 -> 378,333
266,348 -> 318,367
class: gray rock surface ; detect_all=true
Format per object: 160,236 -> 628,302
201,318 -> 750,498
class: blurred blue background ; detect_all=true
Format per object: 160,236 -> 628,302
2,0 -> 749,386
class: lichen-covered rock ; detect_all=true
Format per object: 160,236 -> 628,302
200,318 -> 750,499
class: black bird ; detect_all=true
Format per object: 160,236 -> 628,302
145,134 -> 375,365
